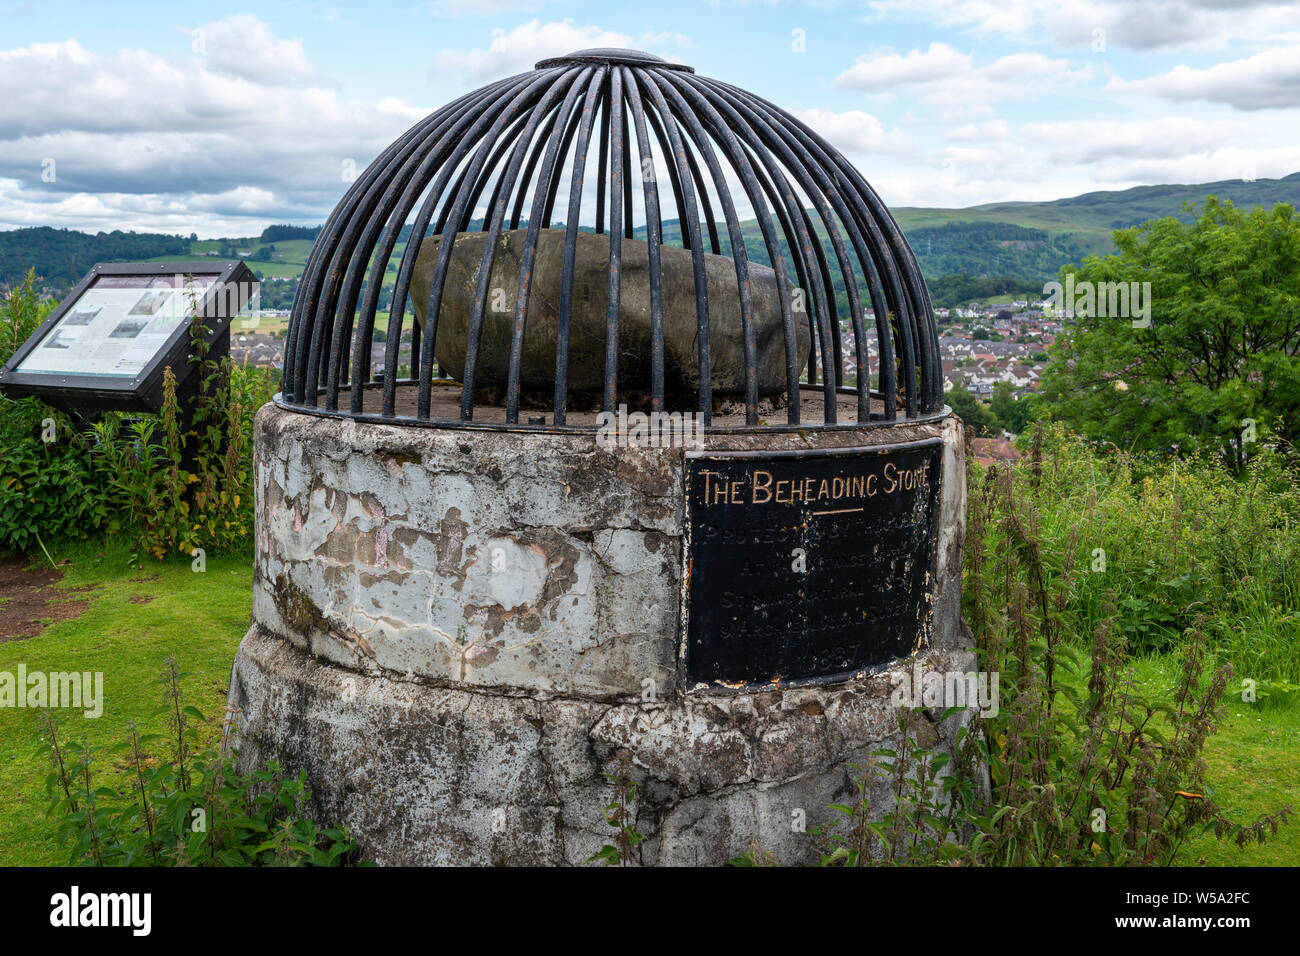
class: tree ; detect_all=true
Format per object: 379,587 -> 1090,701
946,387 -> 997,437
987,381 -> 1046,435
1042,198 -> 1300,469
990,380 -> 1016,424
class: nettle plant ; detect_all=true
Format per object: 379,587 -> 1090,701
757,431 -> 1292,867
588,752 -> 647,867
0,270 -> 115,551
1,270 -> 269,559
88,286 -> 267,561
37,655 -> 363,867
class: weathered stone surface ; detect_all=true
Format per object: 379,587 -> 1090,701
409,229 -> 811,399
228,624 -> 978,866
249,403 -> 682,699
228,402 -> 977,865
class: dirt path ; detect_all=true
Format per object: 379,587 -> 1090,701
0,556 -> 93,642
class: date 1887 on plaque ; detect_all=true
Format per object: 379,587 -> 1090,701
684,438 -> 943,686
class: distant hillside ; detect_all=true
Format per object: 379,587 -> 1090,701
644,173 -> 1300,288
892,172 -> 1300,281
3,174 -> 1297,299
0,227 -> 190,290
0,224 -> 321,294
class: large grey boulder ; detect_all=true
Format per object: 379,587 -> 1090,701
409,228 -> 809,400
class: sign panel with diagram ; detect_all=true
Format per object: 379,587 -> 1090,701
16,273 -> 219,378
0,261 -> 258,413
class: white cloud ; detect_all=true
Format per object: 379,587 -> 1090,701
836,42 -> 970,89
948,119 -> 1010,141
1083,145 -> 1300,187
835,42 -> 1092,105
0,18 -> 432,235
1022,116 -> 1249,163
429,0 -> 546,16
1111,44 -> 1300,110
865,0 -> 1300,51
791,108 -> 907,154
431,19 -> 690,79
196,14 -> 317,86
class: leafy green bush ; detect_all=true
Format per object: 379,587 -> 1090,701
0,395 -> 115,552
1042,198 -> 1300,468
729,431 -> 1296,867
953,454 -> 1292,864
37,656 -> 363,867
0,271 -> 116,551
1007,421 -> 1300,681
787,448 -> 1292,867
0,269 -> 273,560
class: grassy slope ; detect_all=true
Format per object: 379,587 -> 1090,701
0,538 -> 252,866
146,238 -> 406,286
892,172 -> 1300,258
1125,656 -> 1300,866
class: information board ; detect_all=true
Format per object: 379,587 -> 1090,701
0,261 -> 257,414
15,274 -> 218,379
685,439 -> 943,686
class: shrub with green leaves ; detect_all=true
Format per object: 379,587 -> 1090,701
0,269 -> 274,560
1004,421 -> 1300,681
0,271 -> 115,551
737,431 -> 1295,867
37,656 -> 363,867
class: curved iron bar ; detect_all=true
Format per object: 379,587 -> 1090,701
282,50 -> 942,430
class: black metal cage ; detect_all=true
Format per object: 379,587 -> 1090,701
280,48 -> 943,430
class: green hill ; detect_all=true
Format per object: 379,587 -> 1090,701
4,174 -> 1298,299
0,227 -> 190,290
646,172 -> 1300,286
892,172 -> 1300,280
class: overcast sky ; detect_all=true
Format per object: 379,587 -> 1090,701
1,0 -> 1297,237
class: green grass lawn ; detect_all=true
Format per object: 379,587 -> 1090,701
1189,703 -> 1300,865
1125,656 -> 1300,866
0,537 -> 1295,866
0,538 -> 252,866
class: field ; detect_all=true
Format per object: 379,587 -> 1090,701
892,172 -> 1300,257
146,238 -> 407,287
0,539 -> 251,865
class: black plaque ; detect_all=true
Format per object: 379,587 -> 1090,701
685,438 -> 943,686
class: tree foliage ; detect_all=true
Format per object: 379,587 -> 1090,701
0,227 -> 189,291
1042,198 -> 1300,468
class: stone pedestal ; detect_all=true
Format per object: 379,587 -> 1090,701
226,395 -> 972,865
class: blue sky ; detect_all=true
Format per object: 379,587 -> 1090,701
2,0 -> 1297,237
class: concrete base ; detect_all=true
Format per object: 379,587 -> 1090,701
229,624 -> 976,865
225,395 -> 973,865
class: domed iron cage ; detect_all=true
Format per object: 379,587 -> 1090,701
280,49 -> 944,431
